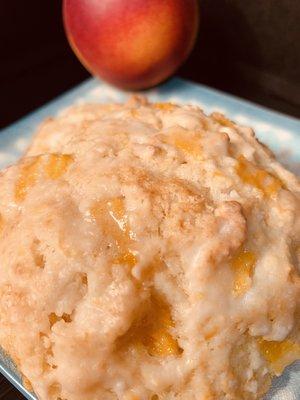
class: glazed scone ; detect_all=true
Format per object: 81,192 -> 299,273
0,99 -> 299,400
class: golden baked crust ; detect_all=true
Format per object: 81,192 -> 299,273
0,99 -> 299,400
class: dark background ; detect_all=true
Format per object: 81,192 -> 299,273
1,1 -> 300,130
0,0 -> 299,397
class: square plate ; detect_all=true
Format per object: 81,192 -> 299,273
0,77 -> 299,400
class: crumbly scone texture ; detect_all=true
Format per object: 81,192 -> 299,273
0,98 -> 299,400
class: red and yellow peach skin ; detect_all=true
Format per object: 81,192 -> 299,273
63,0 -> 199,89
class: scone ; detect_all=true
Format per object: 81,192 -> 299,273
0,99 -> 299,400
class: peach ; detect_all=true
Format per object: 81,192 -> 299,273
63,0 -> 199,90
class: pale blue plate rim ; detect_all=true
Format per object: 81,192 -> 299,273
2,76 -> 300,134
0,363 -> 36,400
0,76 -> 299,172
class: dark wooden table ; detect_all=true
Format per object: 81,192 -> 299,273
0,375 -> 24,399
